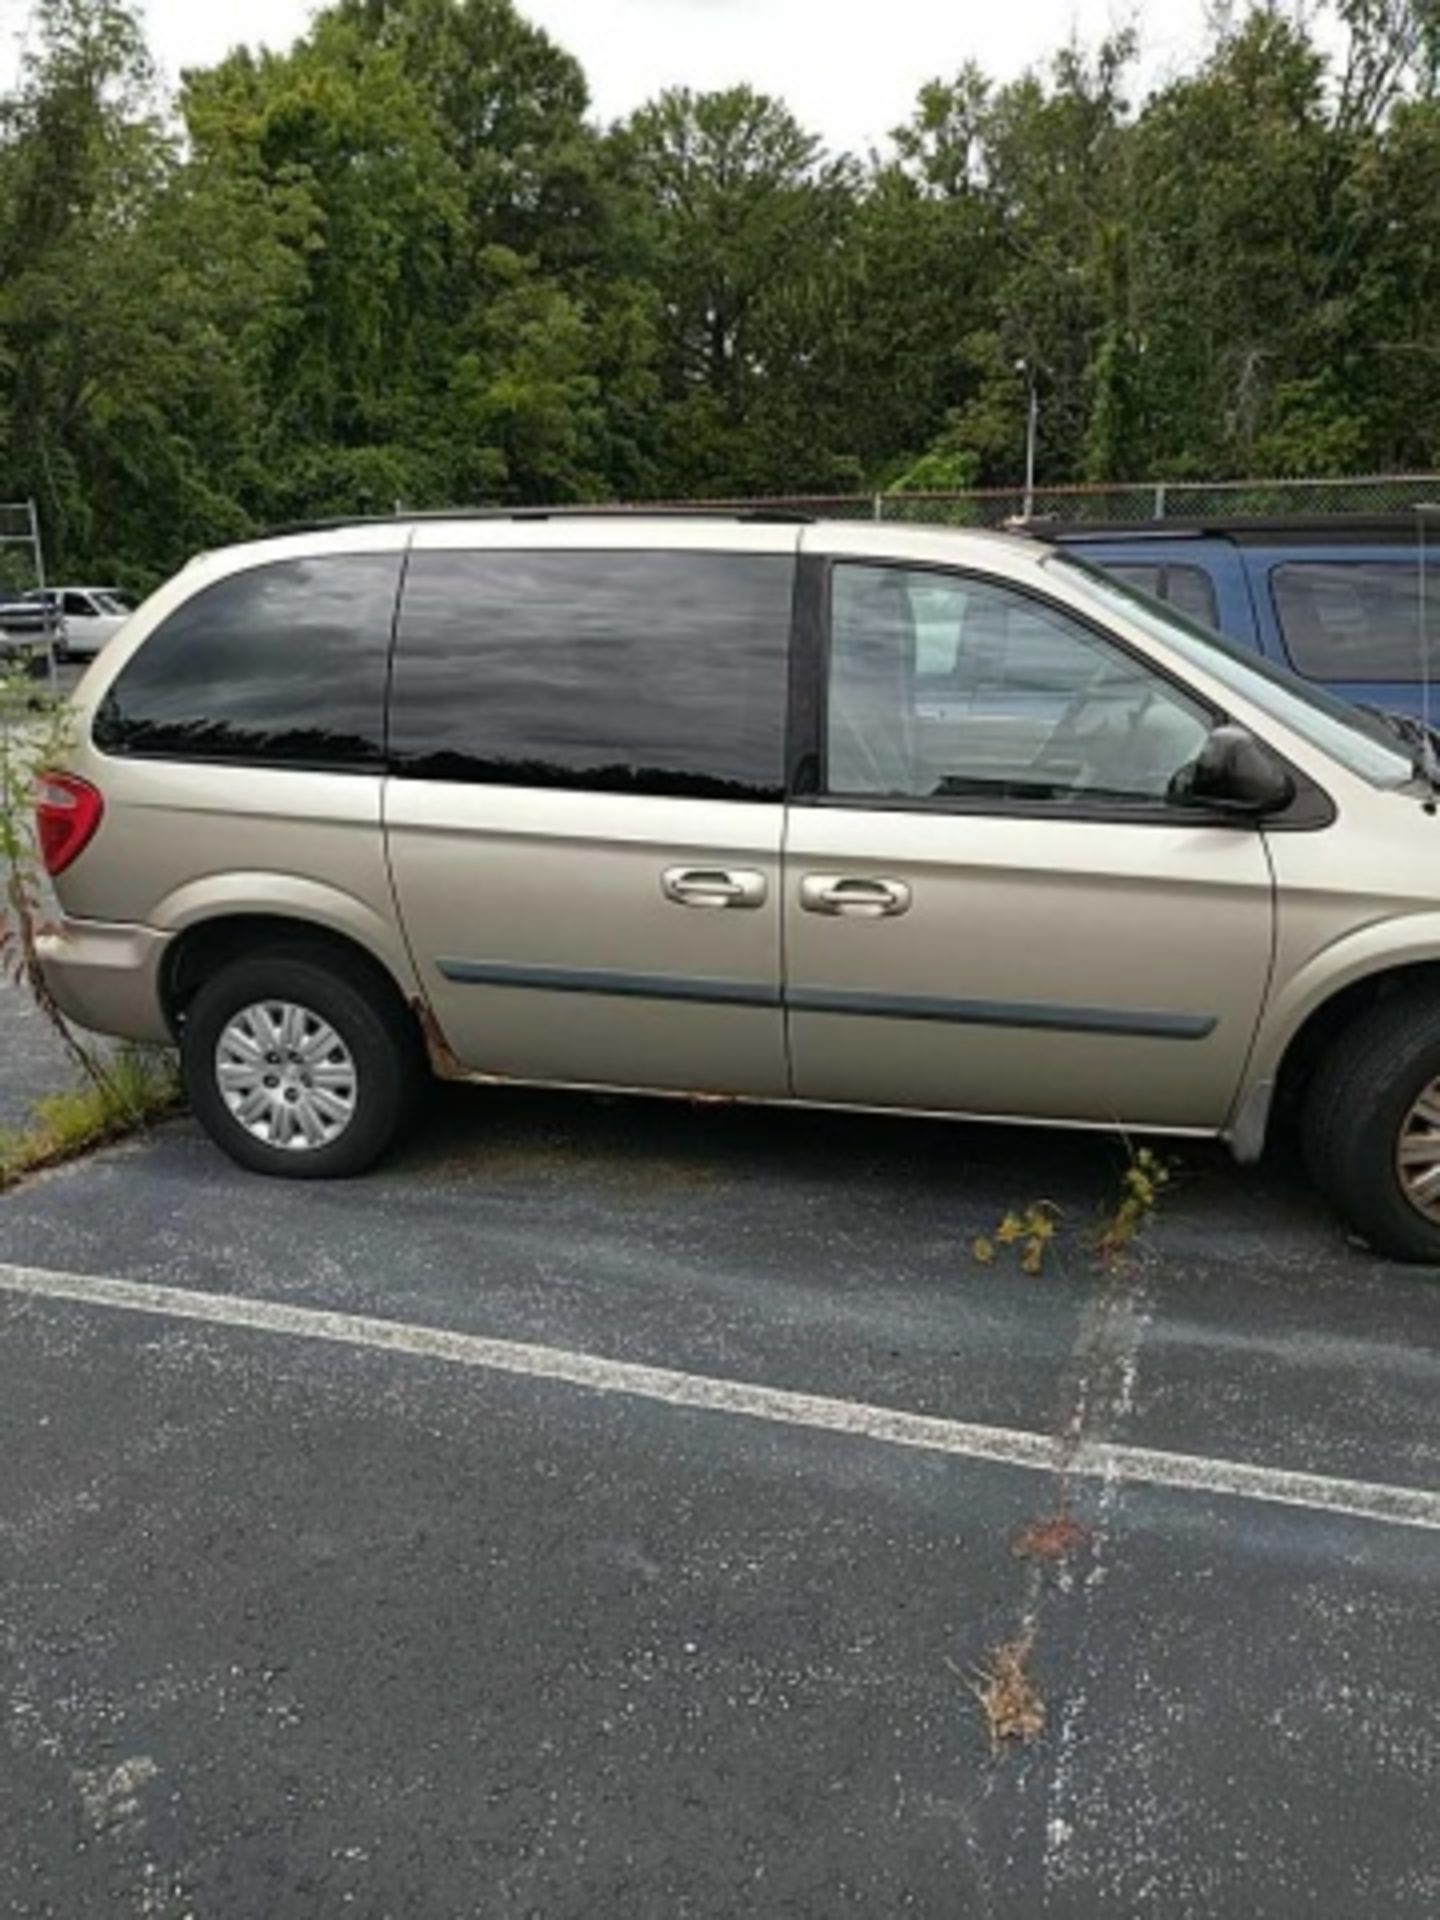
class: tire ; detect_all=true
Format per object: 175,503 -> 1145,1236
181,949 -> 423,1179
1302,988 -> 1440,1263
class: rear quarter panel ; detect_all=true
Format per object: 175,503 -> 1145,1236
52,528 -> 418,997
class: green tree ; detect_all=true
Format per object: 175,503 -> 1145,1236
610,85 -> 859,493
9,0 -> 1440,579
826,72 -> 1003,487
0,0 -> 172,572
1126,13 -> 1350,475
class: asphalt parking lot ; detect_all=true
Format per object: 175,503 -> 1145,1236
1,1069 -> 1437,1919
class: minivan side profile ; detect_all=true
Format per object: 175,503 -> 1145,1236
36,512 -> 1440,1262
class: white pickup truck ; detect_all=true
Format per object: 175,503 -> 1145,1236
15,586 -> 137,661
0,593 -> 56,676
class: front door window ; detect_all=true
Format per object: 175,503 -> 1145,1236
827,565 -> 1212,808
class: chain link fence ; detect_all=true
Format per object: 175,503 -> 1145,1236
645,473 -> 1440,527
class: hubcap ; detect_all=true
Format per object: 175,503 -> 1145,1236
216,1001 -> 358,1153
1397,1081 -> 1440,1222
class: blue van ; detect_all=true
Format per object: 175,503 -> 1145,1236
1050,518 -> 1439,725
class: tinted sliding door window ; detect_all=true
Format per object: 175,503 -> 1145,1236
94,554 -> 402,768
828,564 -> 1212,807
390,551 -> 794,800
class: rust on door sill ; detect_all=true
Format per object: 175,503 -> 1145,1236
412,999 -> 466,1081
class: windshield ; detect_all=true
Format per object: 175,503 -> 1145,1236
94,591 -> 132,615
1045,553 -> 1414,788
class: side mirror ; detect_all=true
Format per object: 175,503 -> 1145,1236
1169,724 -> 1296,817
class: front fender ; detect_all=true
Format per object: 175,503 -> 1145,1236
1228,913 -> 1440,1158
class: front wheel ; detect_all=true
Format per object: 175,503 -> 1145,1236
181,950 -> 422,1179
1303,990 -> 1440,1263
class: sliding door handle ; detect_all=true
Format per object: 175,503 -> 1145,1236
800,875 -> 912,919
662,867 -> 768,910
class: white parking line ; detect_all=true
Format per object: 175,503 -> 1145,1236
2,1259 -> 1438,1533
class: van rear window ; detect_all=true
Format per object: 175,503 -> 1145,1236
94,555 -> 401,769
1272,561 -> 1431,683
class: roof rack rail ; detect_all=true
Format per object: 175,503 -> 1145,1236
265,504 -> 816,539
1024,511 -> 1425,544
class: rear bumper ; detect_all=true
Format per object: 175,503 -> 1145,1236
37,917 -> 172,1044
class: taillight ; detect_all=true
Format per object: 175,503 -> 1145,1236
36,771 -> 104,876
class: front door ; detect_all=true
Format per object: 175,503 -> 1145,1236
385,531 -> 797,1098
784,555 -> 1275,1130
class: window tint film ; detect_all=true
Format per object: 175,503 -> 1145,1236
1272,561 -> 1432,682
391,551 -> 793,800
1105,562 -> 1219,629
827,565 -> 1211,807
94,554 -> 401,768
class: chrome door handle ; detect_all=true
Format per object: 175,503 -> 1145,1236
662,867 -> 768,910
800,874 -> 912,919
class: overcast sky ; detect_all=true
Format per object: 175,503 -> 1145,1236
0,0 -> 1219,150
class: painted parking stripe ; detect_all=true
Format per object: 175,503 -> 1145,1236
1,1260 -> 1437,1534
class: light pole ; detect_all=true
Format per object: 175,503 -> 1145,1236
1016,358 -> 1039,520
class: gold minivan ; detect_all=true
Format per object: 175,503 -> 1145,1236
35,511 -> 1440,1260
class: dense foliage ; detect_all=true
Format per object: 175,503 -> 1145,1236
2,0 -> 1439,585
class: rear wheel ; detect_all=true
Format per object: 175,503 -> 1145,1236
181,950 -> 422,1179
1303,990 -> 1440,1263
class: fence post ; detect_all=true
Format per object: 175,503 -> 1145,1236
872,493 -> 884,522
1153,484 -> 1167,521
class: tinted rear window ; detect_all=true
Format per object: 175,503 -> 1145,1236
1272,561 -> 1431,682
390,550 -> 794,800
1104,562 -> 1219,629
94,555 -> 401,768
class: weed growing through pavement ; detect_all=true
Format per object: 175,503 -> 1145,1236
972,1200 -> 1061,1275
0,663 -> 106,1086
0,1045 -> 182,1189
962,1143 -> 1176,1756
0,664 -> 181,1177
972,1144 -> 1176,1279
1092,1145 -> 1172,1268
965,1632 -> 1047,1756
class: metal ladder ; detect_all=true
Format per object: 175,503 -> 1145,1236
0,499 -> 59,689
